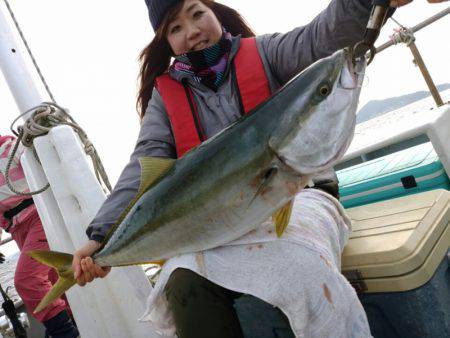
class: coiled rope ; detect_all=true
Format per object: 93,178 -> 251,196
390,17 -> 416,46
6,103 -> 112,195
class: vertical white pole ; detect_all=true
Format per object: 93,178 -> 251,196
0,3 -> 41,116
0,4 -> 161,337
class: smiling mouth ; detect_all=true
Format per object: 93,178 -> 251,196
191,40 -> 209,51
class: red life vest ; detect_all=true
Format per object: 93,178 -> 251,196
156,37 -> 271,157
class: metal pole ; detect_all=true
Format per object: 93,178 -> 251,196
376,6 -> 450,54
371,7 -> 449,108
0,237 -> 13,246
408,40 -> 444,106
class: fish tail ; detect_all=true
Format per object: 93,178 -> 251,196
27,250 -> 76,313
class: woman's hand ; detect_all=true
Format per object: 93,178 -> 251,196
391,0 -> 448,6
73,240 -> 111,286
390,0 -> 413,6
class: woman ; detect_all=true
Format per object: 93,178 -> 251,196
0,134 -> 79,338
73,0 -> 445,337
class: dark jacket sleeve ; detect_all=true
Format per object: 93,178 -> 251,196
86,89 -> 176,242
257,0 -> 372,86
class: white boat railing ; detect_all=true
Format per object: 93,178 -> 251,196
340,103 -> 450,178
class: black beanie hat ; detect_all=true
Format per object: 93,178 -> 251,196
145,0 -> 183,31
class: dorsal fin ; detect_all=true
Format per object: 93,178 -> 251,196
99,157 -> 175,248
138,157 -> 175,195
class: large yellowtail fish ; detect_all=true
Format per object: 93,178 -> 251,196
29,49 -> 365,313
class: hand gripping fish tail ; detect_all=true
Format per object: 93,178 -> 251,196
28,49 -> 366,314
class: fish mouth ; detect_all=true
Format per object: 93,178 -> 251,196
339,52 -> 366,90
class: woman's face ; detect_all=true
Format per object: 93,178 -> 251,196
166,0 -> 222,55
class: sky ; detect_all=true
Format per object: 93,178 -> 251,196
0,1 -> 449,255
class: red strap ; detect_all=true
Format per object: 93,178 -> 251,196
156,37 -> 271,158
234,38 -> 271,113
156,75 -> 202,157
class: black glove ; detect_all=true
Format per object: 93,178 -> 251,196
0,252 -> 5,264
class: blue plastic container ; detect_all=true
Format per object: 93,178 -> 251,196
337,142 -> 450,208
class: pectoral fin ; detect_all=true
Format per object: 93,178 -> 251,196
249,166 -> 279,206
272,200 -> 294,237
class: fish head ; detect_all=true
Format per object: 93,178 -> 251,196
269,49 -> 366,175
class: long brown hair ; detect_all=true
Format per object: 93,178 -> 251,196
137,0 -> 255,118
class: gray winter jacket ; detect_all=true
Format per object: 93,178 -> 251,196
87,0 -> 372,242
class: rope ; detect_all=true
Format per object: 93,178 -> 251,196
389,17 -> 416,46
4,130 -> 49,196
5,103 -> 113,195
3,0 -> 56,102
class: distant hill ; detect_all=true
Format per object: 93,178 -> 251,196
356,83 -> 450,124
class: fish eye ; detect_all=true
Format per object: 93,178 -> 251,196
318,83 -> 331,97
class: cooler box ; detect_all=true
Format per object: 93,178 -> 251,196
342,189 -> 450,337
337,142 -> 450,208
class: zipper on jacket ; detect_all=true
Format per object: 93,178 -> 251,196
231,63 -> 245,116
182,81 -> 206,142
